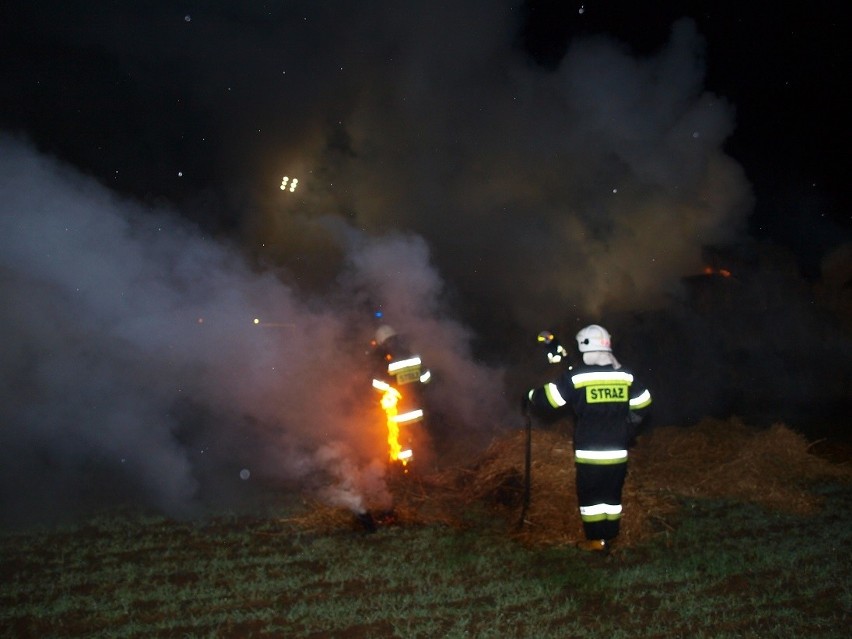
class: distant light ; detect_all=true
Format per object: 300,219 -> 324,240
240,469 -> 250,480
184,15 -> 191,22
178,171 -> 183,177
254,318 -> 260,324
280,176 -> 299,192
374,310 -> 383,318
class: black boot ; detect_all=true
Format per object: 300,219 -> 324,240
355,511 -> 377,533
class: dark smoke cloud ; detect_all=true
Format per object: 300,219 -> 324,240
244,14 -> 753,340
5,3 -> 752,327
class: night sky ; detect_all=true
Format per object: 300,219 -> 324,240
1,1 -> 849,526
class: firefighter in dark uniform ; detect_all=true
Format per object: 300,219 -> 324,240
370,325 -> 431,466
356,324 -> 432,532
526,324 -> 652,552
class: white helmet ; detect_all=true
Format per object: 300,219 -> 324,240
374,325 -> 397,346
576,324 -> 612,352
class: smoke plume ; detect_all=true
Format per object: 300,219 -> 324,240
0,136 -> 508,526
2,2 -> 849,525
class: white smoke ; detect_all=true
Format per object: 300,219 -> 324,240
0,136 -> 510,526
315,443 -> 393,514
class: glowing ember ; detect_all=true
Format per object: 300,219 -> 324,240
703,266 -> 732,278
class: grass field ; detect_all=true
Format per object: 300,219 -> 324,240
2,480 -> 850,638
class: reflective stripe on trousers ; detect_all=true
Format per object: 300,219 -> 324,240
574,449 -> 628,465
579,503 -> 623,522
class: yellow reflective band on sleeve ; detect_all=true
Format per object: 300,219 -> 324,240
579,503 -> 623,522
629,389 -> 652,409
389,357 -> 423,385
388,357 -> 422,373
372,379 -> 391,391
575,449 -> 628,464
373,379 -> 401,399
544,382 -> 566,408
419,370 -> 431,384
571,371 -> 634,387
391,409 -> 424,424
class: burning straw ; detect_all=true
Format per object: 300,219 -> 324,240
288,417 -> 851,547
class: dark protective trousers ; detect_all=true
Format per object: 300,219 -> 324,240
575,461 -> 628,541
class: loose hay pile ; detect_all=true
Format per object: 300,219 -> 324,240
629,418 -> 851,513
465,416 -> 851,547
290,417 -> 851,548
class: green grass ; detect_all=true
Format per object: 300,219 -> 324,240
1,484 -> 850,638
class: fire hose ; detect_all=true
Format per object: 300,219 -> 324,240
516,403 -> 532,531
516,329 -> 569,530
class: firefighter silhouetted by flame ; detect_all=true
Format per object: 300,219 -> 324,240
370,324 -> 432,473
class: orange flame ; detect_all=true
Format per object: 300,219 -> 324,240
380,387 -> 406,464
373,379 -> 422,472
